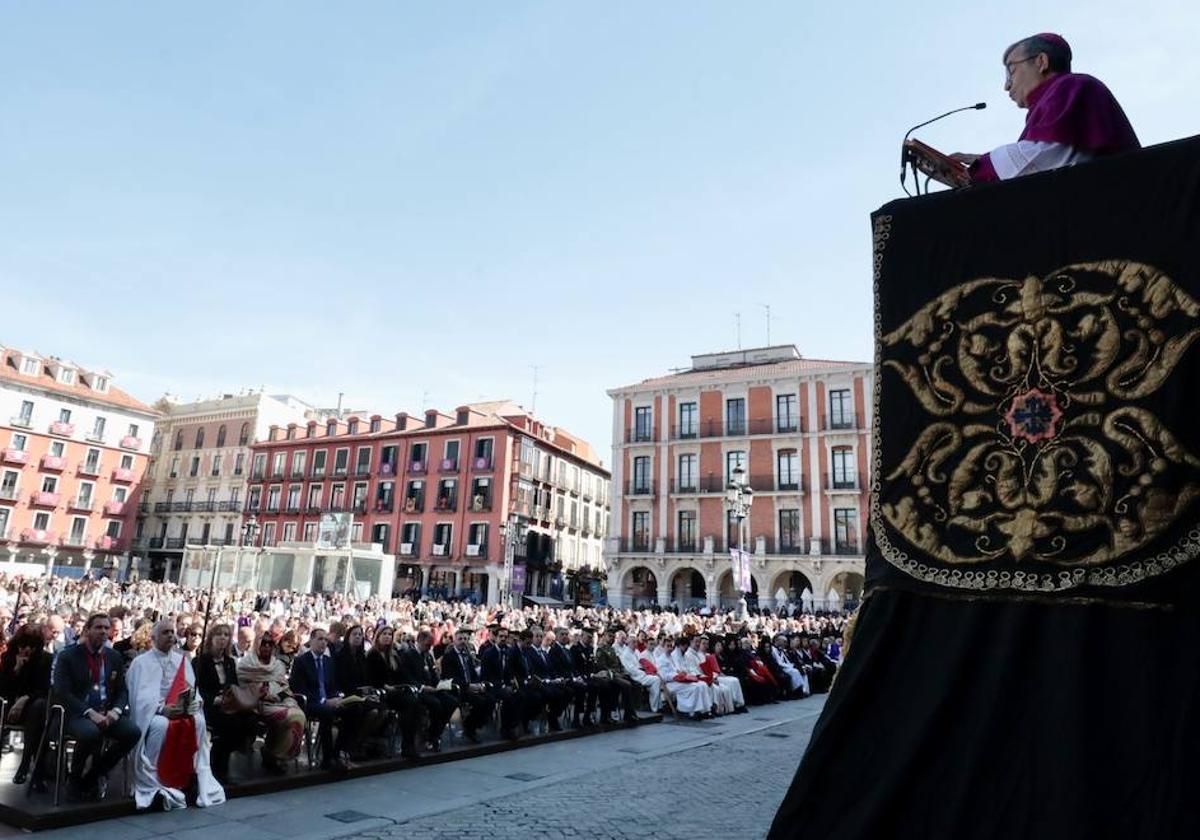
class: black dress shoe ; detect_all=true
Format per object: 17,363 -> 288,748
13,768 -> 29,785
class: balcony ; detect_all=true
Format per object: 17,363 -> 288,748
32,491 -> 60,507
409,461 -> 427,475
165,537 -> 186,549
2,448 -> 29,465
625,480 -> 655,496
625,427 -> 656,444
0,486 -> 19,502
306,505 -> 324,515
398,542 -> 417,557
670,479 -> 699,494
70,496 -> 94,511
352,501 -> 367,514
285,505 -> 301,514
355,465 -> 372,477
173,501 -> 193,512
434,497 -> 457,513
472,456 -> 493,471
618,538 -> 652,553
119,435 -> 142,450
40,454 -> 66,471
465,543 -> 488,558
78,460 -> 101,476
193,501 -> 216,512
825,474 -> 860,491
85,431 -> 106,444
403,497 -> 424,513
9,414 -> 32,429
20,528 -> 55,545
810,538 -> 861,556
103,501 -> 125,516
139,501 -> 149,514
332,466 -> 348,478
378,462 -> 397,477
696,475 -> 730,493
468,495 -> 492,512
822,413 -> 859,432
775,476 -> 808,493
375,499 -> 395,513
326,503 -> 346,513
95,535 -> 123,551
439,459 -> 459,473
59,532 -> 88,547
309,468 -> 326,480
111,467 -> 135,483
290,469 -> 306,479
154,501 -> 171,513
675,539 -> 697,553
431,544 -> 448,557
49,421 -> 75,437
775,418 -> 804,434
149,537 -> 164,549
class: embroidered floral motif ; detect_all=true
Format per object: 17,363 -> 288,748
872,257 -> 1200,586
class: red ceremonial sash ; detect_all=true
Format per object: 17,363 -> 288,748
639,658 -> 658,675
157,657 -> 198,790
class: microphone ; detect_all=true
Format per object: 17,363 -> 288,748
900,102 -> 987,193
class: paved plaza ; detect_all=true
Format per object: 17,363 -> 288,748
5,696 -> 825,840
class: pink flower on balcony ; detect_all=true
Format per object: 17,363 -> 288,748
3,448 -> 29,464
111,468 -> 135,483
40,455 -> 66,471
49,421 -> 75,437
104,501 -> 125,516
33,491 -> 60,507
119,436 -> 142,450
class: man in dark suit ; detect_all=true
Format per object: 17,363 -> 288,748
548,628 -> 592,727
51,613 -> 141,799
516,628 -> 566,731
438,628 -> 495,743
400,630 -> 458,751
288,627 -> 362,771
571,628 -> 619,723
478,626 -> 521,740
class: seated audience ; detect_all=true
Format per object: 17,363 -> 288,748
1,623 -> 52,787
126,620 -> 225,810
235,631 -> 306,773
289,627 -> 361,771
51,613 -> 142,801
195,622 -> 257,782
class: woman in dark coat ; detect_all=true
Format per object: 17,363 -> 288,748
0,624 -> 53,786
194,622 -> 257,782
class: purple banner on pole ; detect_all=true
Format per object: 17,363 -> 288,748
511,563 -> 526,594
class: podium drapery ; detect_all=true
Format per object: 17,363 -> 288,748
770,136 -> 1200,839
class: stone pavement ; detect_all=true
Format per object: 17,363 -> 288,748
8,695 -> 824,840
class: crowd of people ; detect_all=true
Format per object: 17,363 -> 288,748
0,573 -> 846,813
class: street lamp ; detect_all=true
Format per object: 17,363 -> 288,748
725,465 -> 754,613
500,516 -> 525,609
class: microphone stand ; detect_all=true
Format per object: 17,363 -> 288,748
900,102 -> 987,196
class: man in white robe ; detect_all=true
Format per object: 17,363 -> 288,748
770,633 -> 809,697
614,630 -> 661,713
126,620 -> 225,810
648,638 -> 711,718
693,635 -> 746,714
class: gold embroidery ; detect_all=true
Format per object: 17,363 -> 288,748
871,244 -> 1200,592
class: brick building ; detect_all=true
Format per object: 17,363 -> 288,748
239,401 -> 610,604
605,345 -> 870,610
0,345 -> 156,577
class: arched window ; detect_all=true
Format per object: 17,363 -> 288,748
174,430 -> 183,451
216,425 -> 227,447
239,422 -> 250,446
194,427 -> 205,449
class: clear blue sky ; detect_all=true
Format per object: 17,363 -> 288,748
1,2 -> 1194,461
